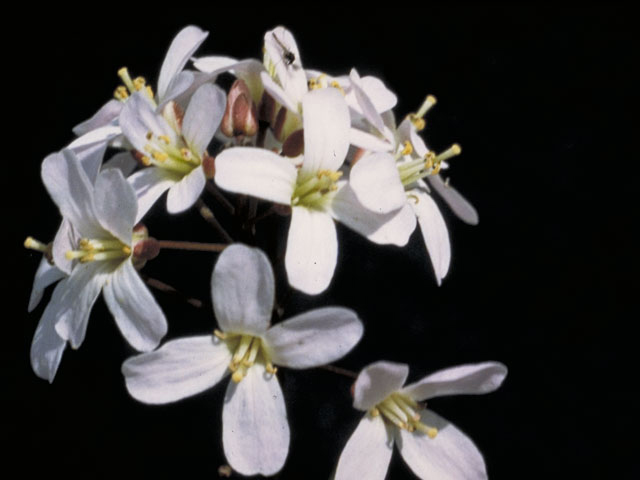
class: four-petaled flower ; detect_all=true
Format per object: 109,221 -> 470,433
335,360 -> 507,480
122,244 -> 364,476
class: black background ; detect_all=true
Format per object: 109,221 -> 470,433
7,6 -> 636,479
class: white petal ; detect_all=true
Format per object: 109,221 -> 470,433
101,151 -> 137,177
53,261 -> 111,349
30,303 -> 67,383
41,150 -> 103,239
428,174 -> 479,225
353,361 -> 409,411
214,147 -> 297,205
158,70 -> 193,107
401,362 -> 508,401
68,125 -> 122,152
128,167 -> 180,223
264,26 -> 307,106
260,71 -> 299,113
334,414 -> 394,480
122,335 -> 232,404
285,207 -> 337,295
102,259 -> 167,352
28,258 -> 65,313
93,168 -> 136,245
330,184 -> 416,246
157,25 -> 208,102
223,363 -> 289,476
72,99 -> 122,136
301,88 -> 350,174
396,410 -> 487,480
211,244 -> 274,335
350,152 -> 407,213
360,75 -> 397,113
119,92 -> 175,154
182,84 -> 226,156
264,307 -> 363,369
72,136 -> 109,183
166,165 -> 206,213
409,190 -> 451,285
51,219 -> 76,275
349,69 -> 386,134
349,128 -> 394,152
192,55 -> 239,73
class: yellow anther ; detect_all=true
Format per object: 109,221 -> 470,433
369,407 -> 380,417
401,140 -> 413,156
424,151 -> 436,170
80,253 -> 95,263
158,135 -> 171,144
231,369 -> 245,383
140,155 -> 152,166
427,428 -> 438,439
407,193 -> 420,204
409,114 -> 426,131
122,246 -> 132,255
330,80 -> 345,95
145,86 -> 155,99
114,86 -> 129,101
266,363 -> 278,375
308,78 -> 317,89
214,329 -> 227,340
431,163 -> 441,175
152,151 -> 168,162
133,76 -> 146,91
318,170 -> 343,182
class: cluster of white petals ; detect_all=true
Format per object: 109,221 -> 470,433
26,23 -> 506,479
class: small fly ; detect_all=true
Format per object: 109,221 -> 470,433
272,33 -> 296,66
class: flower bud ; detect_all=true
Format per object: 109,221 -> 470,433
202,152 -> 216,179
222,79 -> 258,137
281,129 -> 304,157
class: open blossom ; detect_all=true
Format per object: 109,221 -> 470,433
73,25 -> 209,137
31,149 -> 167,382
215,87 -> 415,294
122,244 -> 363,476
120,83 -> 225,217
335,361 -> 508,480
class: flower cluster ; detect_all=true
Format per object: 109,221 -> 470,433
26,25 -> 505,478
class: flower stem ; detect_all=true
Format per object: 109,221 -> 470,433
142,275 -> 203,308
196,199 -> 234,243
320,364 -> 358,379
205,181 -> 235,215
156,240 -> 227,253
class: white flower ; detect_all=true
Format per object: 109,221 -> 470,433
120,83 -> 225,217
31,149 -> 167,382
215,88 -> 415,294
122,243 -> 363,476
335,361 -> 508,480
73,25 -> 209,137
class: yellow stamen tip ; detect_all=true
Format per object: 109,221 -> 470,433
133,76 -> 146,91
140,155 -> 152,166
122,246 -> 132,255
370,407 -> 380,417
401,140 -> 413,156
159,135 -> 171,144
427,428 -> 438,439
410,115 -> 426,131
451,143 -> 462,155
214,329 -> 227,340
231,370 -> 244,383
266,363 -> 278,375
426,94 -> 437,105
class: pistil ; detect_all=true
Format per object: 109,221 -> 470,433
399,144 -> 461,187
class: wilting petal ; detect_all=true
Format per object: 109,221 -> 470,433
301,88 -> 350,175
409,190 -> 450,285
156,25 -> 208,103
264,307 -> 363,369
223,363 -> 289,476
353,361 -> 409,411
285,206 -> 337,295
41,150 -> 104,239
166,166 -> 206,213
350,152 -> 407,214
334,414 -> 394,480
72,99 -> 123,136
102,259 -> 167,352
53,261 -> 112,349
428,174 -> 479,225
215,147 -> 297,205
93,169 -> 137,245
122,335 -> 232,404
330,184 -> 416,246
31,303 -> 67,383
402,362 -> 508,401
182,84 -> 226,157
28,258 -> 65,313
396,410 -> 487,480
128,167 -> 180,223
211,244 -> 274,335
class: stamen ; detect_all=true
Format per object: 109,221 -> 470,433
133,76 -> 146,91
401,140 -> 413,156
24,237 -> 48,253
242,338 -> 261,367
114,86 -> 129,101
436,143 -> 461,163
117,67 -> 136,94
232,365 -> 247,383
232,335 -> 253,366
381,397 -> 408,423
409,114 -> 426,131
413,421 -> 438,439
416,94 -> 437,119
266,362 -> 278,375
369,407 -> 380,418
214,329 -> 227,340
330,80 -> 345,95
377,404 -> 407,429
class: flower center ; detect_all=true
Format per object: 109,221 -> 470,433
307,73 -> 345,95
214,330 -> 277,383
139,129 -> 200,175
114,67 -> 156,105
65,238 -> 132,263
397,144 -> 461,187
291,170 -> 343,209
369,392 -> 438,439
